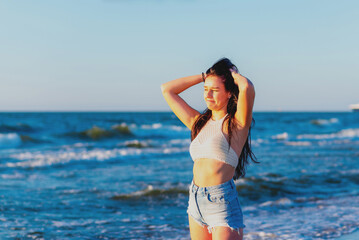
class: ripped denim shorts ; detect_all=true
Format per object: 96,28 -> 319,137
186,179 -> 245,234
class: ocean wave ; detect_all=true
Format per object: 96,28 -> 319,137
111,123 -> 133,135
244,195 -> 359,240
60,142 -> 94,149
0,123 -> 35,133
136,122 -> 188,132
103,122 -> 188,141
259,197 -> 293,207
62,123 -> 189,141
109,170 -> 359,203
0,133 -> 49,149
116,139 -> 190,149
285,141 -> 311,146
111,173 -> 292,202
52,219 -> 105,228
251,138 -> 269,146
310,118 -> 339,125
141,123 -> 163,129
245,231 -> 280,239
20,135 -> 49,144
168,139 -> 191,144
297,128 -> 359,140
111,179 -> 297,204
1,172 -> 25,179
112,185 -> 189,200
239,170 -> 359,203
0,133 -> 22,148
123,140 -> 151,148
63,124 -> 133,140
4,145 -> 189,168
271,132 -> 288,140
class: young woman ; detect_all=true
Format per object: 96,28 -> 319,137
161,58 -> 258,240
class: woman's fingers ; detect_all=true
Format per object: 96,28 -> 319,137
231,69 -> 241,80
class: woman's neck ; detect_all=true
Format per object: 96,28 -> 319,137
211,111 -> 228,121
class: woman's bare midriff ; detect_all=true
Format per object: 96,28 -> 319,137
193,158 -> 235,187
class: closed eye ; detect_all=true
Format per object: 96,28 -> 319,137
204,87 -> 220,91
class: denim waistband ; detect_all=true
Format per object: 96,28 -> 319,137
190,179 -> 236,195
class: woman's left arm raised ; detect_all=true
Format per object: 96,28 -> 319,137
231,69 -> 255,128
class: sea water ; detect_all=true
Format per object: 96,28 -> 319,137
0,112 -> 358,239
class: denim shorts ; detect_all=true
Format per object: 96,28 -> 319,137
187,179 -> 246,234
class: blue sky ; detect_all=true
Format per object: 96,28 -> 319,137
0,0 -> 358,111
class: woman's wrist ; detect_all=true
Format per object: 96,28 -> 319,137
201,72 -> 206,82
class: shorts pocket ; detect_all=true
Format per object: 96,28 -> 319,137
207,191 -> 233,204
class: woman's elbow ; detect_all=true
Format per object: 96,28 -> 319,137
160,83 -> 168,94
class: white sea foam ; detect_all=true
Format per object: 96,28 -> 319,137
251,138 -> 269,146
0,133 -> 22,148
170,125 -> 188,131
245,232 -> 280,239
315,139 -> 359,147
169,139 -> 191,144
259,197 -> 293,207
60,142 -> 94,149
297,128 -> 359,140
1,172 -> 25,179
152,123 -> 162,129
285,141 -> 311,146
124,185 -> 154,197
62,189 -> 82,194
52,219 -> 102,228
111,122 -> 128,128
272,132 -> 288,140
4,145 -> 189,168
140,123 -> 188,131
141,123 -> 162,129
163,147 -> 185,154
117,138 -> 190,149
311,118 -> 339,125
123,139 -> 150,148
244,195 -> 359,239
73,142 -> 91,147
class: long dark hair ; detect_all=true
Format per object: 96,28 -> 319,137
191,58 -> 259,180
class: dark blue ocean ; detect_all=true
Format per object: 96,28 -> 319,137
0,112 -> 358,239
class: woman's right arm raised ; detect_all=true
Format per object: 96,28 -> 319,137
160,74 -> 202,130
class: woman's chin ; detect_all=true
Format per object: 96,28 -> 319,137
206,104 -> 217,111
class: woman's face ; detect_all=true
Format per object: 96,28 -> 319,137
203,75 -> 231,111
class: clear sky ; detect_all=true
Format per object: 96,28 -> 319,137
0,0 -> 358,112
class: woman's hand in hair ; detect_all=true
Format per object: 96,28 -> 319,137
230,67 -> 253,90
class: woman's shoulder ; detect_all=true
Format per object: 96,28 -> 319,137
223,117 -> 250,136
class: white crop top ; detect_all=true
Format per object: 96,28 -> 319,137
189,114 -> 239,168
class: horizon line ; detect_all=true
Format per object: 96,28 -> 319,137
0,110 -> 354,113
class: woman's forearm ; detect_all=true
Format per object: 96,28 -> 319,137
232,73 -> 255,127
161,74 -> 202,95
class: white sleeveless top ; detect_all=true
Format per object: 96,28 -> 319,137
189,114 -> 239,168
